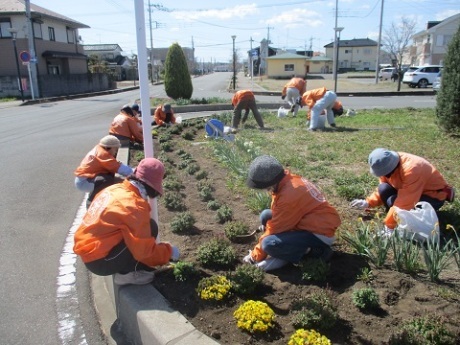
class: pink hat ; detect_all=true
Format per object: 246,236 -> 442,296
134,158 -> 165,195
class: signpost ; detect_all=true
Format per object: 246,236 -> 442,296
19,51 -> 34,100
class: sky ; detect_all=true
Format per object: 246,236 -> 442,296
31,0 -> 459,63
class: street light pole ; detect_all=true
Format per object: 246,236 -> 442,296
231,35 -> 236,90
8,28 -> 24,102
333,27 -> 344,93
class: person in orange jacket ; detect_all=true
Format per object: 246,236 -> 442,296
281,77 -> 306,117
231,90 -> 265,132
109,104 -> 144,144
350,148 -> 455,233
309,100 -> 343,121
74,158 -> 180,285
74,135 -> 134,207
297,87 -> 337,131
153,103 -> 176,127
243,155 -> 341,271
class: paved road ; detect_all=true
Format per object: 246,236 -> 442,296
0,71 -> 436,345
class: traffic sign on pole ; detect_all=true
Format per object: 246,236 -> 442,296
19,51 -> 31,63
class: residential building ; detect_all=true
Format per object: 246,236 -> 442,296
409,13 -> 460,66
0,0 -> 112,98
266,53 -> 307,78
83,44 -> 134,81
324,38 -> 378,71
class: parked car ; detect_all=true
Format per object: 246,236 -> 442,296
432,70 -> 442,93
378,67 -> 397,81
402,65 -> 443,88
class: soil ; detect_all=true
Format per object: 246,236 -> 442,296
129,125 -> 460,345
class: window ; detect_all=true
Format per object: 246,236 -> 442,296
363,48 -> 372,55
0,18 -> 12,38
33,21 -> 42,39
344,49 -> 351,54
48,27 -> 55,41
436,34 -> 452,47
48,65 -> 60,75
66,27 -> 75,43
284,64 -> 294,71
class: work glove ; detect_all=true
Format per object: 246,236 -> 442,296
257,225 -> 265,233
350,199 -> 369,209
243,250 -> 255,264
281,95 -> 286,100
170,246 -> 180,261
378,226 -> 394,238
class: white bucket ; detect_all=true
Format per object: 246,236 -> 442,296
277,107 -> 288,118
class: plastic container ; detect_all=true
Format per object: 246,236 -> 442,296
277,107 -> 288,118
175,115 -> 182,124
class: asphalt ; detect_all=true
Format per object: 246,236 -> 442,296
6,75 -> 434,345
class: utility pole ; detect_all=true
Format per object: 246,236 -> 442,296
332,0 -> 339,91
375,0 -> 385,84
25,0 -> 39,98
250,36 -> 254,90
148,0 -> 154,84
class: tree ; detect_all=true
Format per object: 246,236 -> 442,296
164,43 -> 193,99
436,24 -> 460,134
382,17 -> 417,91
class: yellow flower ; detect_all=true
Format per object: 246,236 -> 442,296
288,329 -> 331,345
196,275 -> 232,301
233,300 -> 275,333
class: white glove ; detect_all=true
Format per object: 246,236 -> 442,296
170,246 -> 180,261
350,199 -> 369,209
378,226 -> 394,238
243,250 -> 255,264
257,225 -> 265,233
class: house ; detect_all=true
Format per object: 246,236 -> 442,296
0,0 -> 112,98
409,13 -> 460,66
83,44 -> 134,81
324,38 -> 378,71
266,53 -> 307,78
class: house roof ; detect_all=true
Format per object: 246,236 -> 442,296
0,0 -> 90,29
308,56 -> 332,62
42,50 -> 87,59
324,38 -> 378,48
267,53 -> 306,60
83,44 -> 123,52
412,12 -> 460,38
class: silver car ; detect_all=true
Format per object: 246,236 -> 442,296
432,70 -> 442,92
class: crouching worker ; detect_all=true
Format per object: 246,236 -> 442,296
109,104 -> 144,146
297,87 -> 337,131
350,148 -> 455,234
74,135 -> 134,207
153,103 -> 176,127
73,158 -> 180,285
243,155 -> 341,271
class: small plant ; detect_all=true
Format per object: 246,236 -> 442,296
233,300 -> 275,333
158,133 -> 171,143
422,236 -> 457,282
224,221 -> 250,241
133,150 -> 144,163
196,275 -> 232,301
341,219 -> 375,255
170,212 -> 196,233
390,230 -> 422,274
172,261 -> 198,282
389,315 -> 456,345
197,238 -> 237,269
291,290 -> 338,331
185,162 -> 200,175
181,131 -> 194,140
199,185 -> 214,201
247,190 -> 271,213
288,329 -> 331,345
163,177 -> 184,191
170,125 -> 182,134
357,267 -> 374,285
206,200 -> 221,210
363,229 -> 391,268
228,265 -> 264,295
298,258 -> 330,282
162,191 -> 186,211
352,287 -> 380,310
195,170 -> 208,180
216,204 -> 233,223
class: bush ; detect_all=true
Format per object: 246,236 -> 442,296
291,290 -> 338,331
216,204 -> 233,223
206,200 -> 221,210
195,170 -> 208,180
185,162 -> 200,175
197,238 -> 237,269
164,43 -> 193,99
170,212 -> 195,233
224,221 -> 250,241
299,258 -> 330,282
173,261 -> 198,281
234,300 -> 275,333
228,265 -> 264,295
162,191 -> 186,211
352,287 -> 380,310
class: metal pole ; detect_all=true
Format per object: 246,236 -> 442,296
232,35 -> 236,90
374,0 -> 385,84
332,0 -> 339,87
25,0 -> 39,98
8,30 -> 24,102
333,27 -> 344,93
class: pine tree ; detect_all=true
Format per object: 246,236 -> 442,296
164,43 -> 193,100
435,24 -> 460,134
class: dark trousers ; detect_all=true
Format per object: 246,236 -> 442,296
378,182 -> 445,211
84,219 -> 159,276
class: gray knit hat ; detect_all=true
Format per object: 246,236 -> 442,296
99,135 -> 121,148
247,155 -> 285,189
368,148 -> 400,176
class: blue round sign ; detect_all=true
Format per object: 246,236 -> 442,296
19,51 -> 31,62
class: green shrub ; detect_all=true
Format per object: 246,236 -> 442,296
162,191 -> 186,211
163,177 -> 184,191
352,287 -> 380,310
357,267 -> 374,285
389,315 -> 456,345
341,219 -> 375,255
247,190 -> 271,213
164,42 -> 193,99
206,200 -> 221,210
228,265 -> 264,295
185,162 -> 200,175
195,170 -> 208,180
181,131 -> 194,140
173,261 -> 198,281
299,258 -> 330,282
224,221 -> 249,241
170,212 -> 195,233
197,239 -> 237,269
160,141 -> 173,152
158,133 -> 172,143
291,290 -> 338,331
216,205 -> 233,223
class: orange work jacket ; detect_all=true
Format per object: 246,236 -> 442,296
74,144 -> 121,178
300,87 -> 327,109
109,113 -> 143,143
281,78 -> 306,96
154,106 -> 176,126
231,90 -> 255,107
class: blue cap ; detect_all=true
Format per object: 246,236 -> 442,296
368,148 -> 399,176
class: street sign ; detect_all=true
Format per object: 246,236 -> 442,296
251,49 -> 258,57
19,51 -> 31,63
